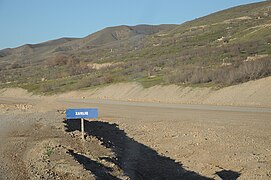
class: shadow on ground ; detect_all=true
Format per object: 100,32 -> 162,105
215,170 -> 241,180
64,119 -> 240,179
68,149 -> 119,180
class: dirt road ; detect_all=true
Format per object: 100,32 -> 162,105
0,96 -> 271,179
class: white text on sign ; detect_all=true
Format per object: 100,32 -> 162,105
75,112 -> 89,116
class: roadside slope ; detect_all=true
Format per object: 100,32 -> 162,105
203,76 -> 271,107
57,76 -> 271,108
1,76 -> 270,108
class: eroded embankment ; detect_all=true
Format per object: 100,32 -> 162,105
1,76 -> 271,107
57,76 -> 271,108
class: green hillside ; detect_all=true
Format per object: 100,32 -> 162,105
0,1 -> 270,94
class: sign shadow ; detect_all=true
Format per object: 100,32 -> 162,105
64,119 -> 240,179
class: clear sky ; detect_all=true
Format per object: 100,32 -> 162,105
0,0 -> 264,50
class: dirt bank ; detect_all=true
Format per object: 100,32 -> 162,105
1,77 -> 271,108
0,88 -> 36,99
56,76 -> 271,108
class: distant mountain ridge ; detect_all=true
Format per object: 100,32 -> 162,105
0,24 -> 177,63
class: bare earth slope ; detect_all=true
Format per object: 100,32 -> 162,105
56,76 -> 271,108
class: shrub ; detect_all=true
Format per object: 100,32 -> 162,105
165,58 -> 271,86
165,67 -> 211,84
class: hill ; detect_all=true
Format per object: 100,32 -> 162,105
0,1 -> 270,94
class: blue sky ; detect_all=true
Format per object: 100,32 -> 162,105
0,0 -> 264,50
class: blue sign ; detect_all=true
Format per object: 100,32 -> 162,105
66,108 -> 98,119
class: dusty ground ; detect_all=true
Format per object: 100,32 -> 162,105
0,78 -> 271,179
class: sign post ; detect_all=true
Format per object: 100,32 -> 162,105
81,118 -> 84,140
66,108 -> 98,140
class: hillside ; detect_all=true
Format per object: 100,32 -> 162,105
0,1 -> 270,94
0,24 -> 175,64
